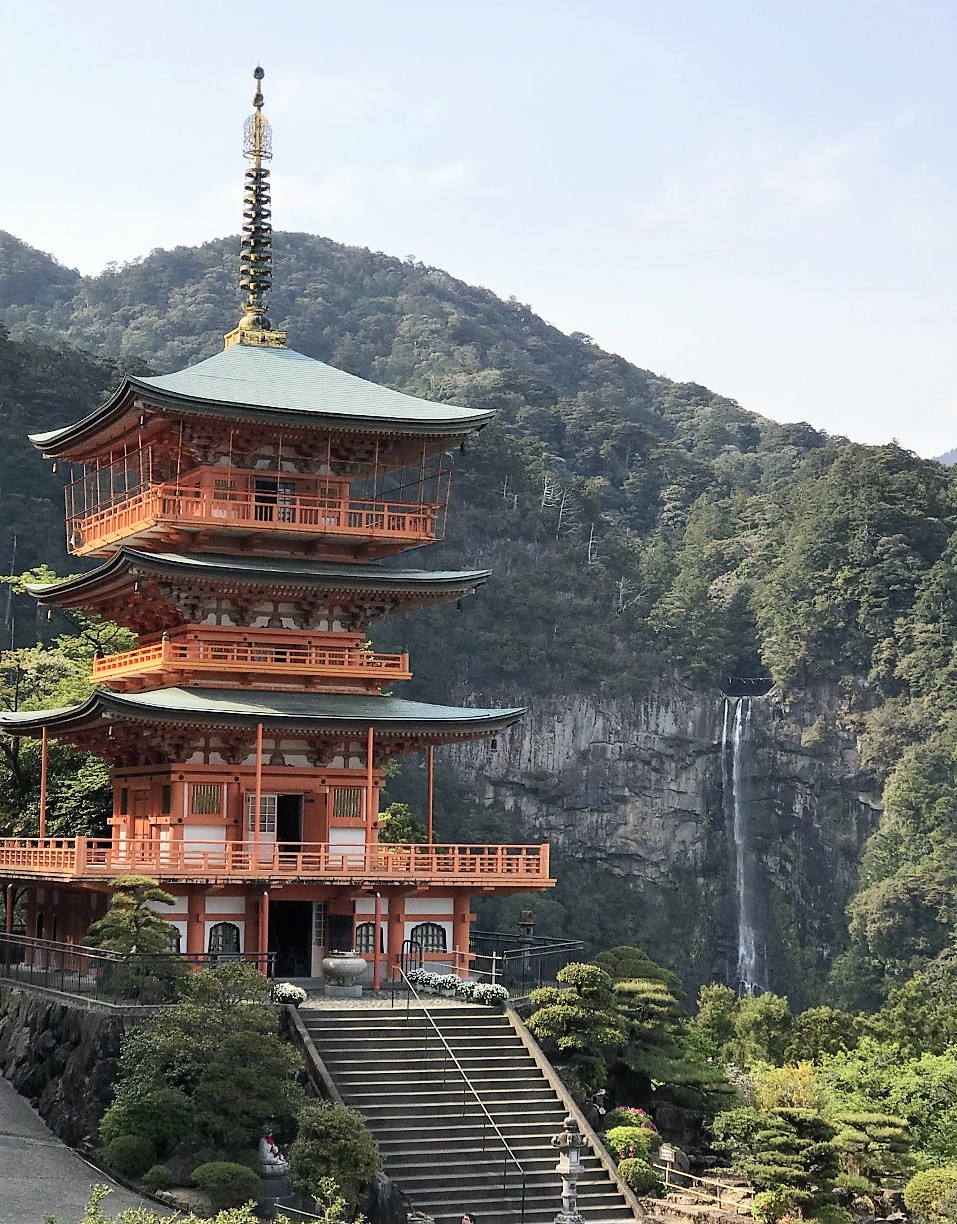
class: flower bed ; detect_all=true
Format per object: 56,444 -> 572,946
404,968 -> 508,1006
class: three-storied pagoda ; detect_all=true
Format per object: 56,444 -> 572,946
0,69 -> 552,980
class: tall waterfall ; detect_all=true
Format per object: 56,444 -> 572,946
722,696 -> 761,993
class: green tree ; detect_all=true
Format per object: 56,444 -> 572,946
287,1103 -> 382,1209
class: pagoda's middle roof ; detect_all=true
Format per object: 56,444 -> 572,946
27,548 -> 491,604
30,343 -> 494,456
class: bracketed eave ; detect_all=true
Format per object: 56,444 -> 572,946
30,344 -> 495,458
0,688 -> 524,741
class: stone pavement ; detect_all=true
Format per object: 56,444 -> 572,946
0,1075 -> 162,1223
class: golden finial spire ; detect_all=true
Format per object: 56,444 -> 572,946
225,66 -> 286,349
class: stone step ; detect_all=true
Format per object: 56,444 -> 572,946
327,1054 -> 536,1074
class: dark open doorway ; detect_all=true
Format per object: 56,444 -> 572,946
269,900 -> 312,978
277,794 -> 302,852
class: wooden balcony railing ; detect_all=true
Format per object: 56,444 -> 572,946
91,634 -> 411,688
0,838 -> 552,887
67,481 -> 443,556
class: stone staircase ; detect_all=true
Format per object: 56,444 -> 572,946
299,1004 -> 641,1224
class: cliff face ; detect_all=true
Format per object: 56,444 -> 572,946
453,679 -> 879,1006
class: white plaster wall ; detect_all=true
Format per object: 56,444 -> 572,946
405,897 -> 453,915
204,895 -> 246,915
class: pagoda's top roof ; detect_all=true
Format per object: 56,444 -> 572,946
28,548 -> 491,603
30,344 -> 494,457
0,687 -> 523,741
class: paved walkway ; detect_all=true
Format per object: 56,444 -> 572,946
0,1076 -> 160,1223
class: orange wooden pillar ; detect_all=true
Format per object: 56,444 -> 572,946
452,892 -> 472,979
427,745 -> 434,844
387,894 -> 405,979
186,889 -> 205,957
372,892 -> 382,991
38,728 -> 49,840
258,889 -> 270,977
365,727 -> 375,845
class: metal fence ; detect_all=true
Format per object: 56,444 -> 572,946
469,930 -> 585,996
0,932 -> 275,1004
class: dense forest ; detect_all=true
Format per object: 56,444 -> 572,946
1,228 -> 957,1014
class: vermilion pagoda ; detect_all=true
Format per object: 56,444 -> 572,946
0,69 -> 553,979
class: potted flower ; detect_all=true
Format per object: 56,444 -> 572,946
454,978 -> 478,1001
473,982 -> 509,1007
436,973 -> 460,997
272,981 -> 308,1007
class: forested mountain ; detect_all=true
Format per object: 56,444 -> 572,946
2,228 -> 956,1008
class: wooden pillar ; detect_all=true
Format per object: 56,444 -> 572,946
258,890 -> 270,977
3,884 -> 13,969
365,727 -> 375,845
38,728 -> 49,840
372,892 -> 382,992
452,892 -> 472,979
387,894 -> 405,979
427,745 -> 434,845
253,722 -> 263,862
186,889 -> 205,957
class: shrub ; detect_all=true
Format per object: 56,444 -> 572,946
605,1125 -> 661,1161
806,1206 -> 854,1224
193,1160 -> 263,1211
752,1188 -> 801,1222
104,1134 -> 157,1178
142,1164 -> 174,1192
288,1102 -> 383,1207
99,1087 -> 193,1154
617,1157 -> 661,1195
905,1169 -> 957,1219
605,1106 -> 656,1132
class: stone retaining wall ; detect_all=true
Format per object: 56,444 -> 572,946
0,983 -> 130,1145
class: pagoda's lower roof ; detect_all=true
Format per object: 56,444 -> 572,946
0,687 -> 523,740
28,549 -> 491,605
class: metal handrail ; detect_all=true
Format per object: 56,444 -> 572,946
396,968 -> 526,1223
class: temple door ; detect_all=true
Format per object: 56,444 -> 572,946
133,790 -> 151,863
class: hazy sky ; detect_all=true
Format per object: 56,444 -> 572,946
7,1 -> 957,455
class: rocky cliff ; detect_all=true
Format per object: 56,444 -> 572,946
453,679 -> 879,1006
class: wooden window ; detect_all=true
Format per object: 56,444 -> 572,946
208,922 -> 240,958
213,478 -> 238,500
313,902 -> 327,948
161,784 -> 172,814
190,783 -> 223,815
354,921 -> 384,954
246,792 -> 278,834
332,787 -> 364,819
410,922 -> 447,953
119,788 -> 129,815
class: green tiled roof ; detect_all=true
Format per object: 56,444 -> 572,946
31,344 -> 494,453
28,549 -> 491,601
0,688 -> 524,738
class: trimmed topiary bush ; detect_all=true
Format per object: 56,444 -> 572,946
193,1160 -> 264,1210
142,1163 -> 175,1192
905,1169 -> 957,1220
104,1134 -> 157,1178
288,1102 -> 383,1208
99,1087 -> 193,1155
752,1187 -> 801,1222
806,1206 -> 854,1224
605,1125 -> 661,1161
617,1157 -> 661,1195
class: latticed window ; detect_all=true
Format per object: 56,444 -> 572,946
191,783 -> 223,815
213,478 -> 238,501
165,925 -> 182,954
410,922 -> 447,953
332,787 -> 363,819
354,921 -> 384,954
313,902 -> 327,948
208,922 -> 240,957
246,793 -> 278,834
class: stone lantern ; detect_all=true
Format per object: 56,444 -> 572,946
551,1114 -> 585,1224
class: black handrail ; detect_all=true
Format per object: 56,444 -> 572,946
396,968 -> 526,1224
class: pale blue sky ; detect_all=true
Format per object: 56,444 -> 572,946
7,1 -> 957,454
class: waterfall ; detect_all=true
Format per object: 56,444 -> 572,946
722,696 -> 761,994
